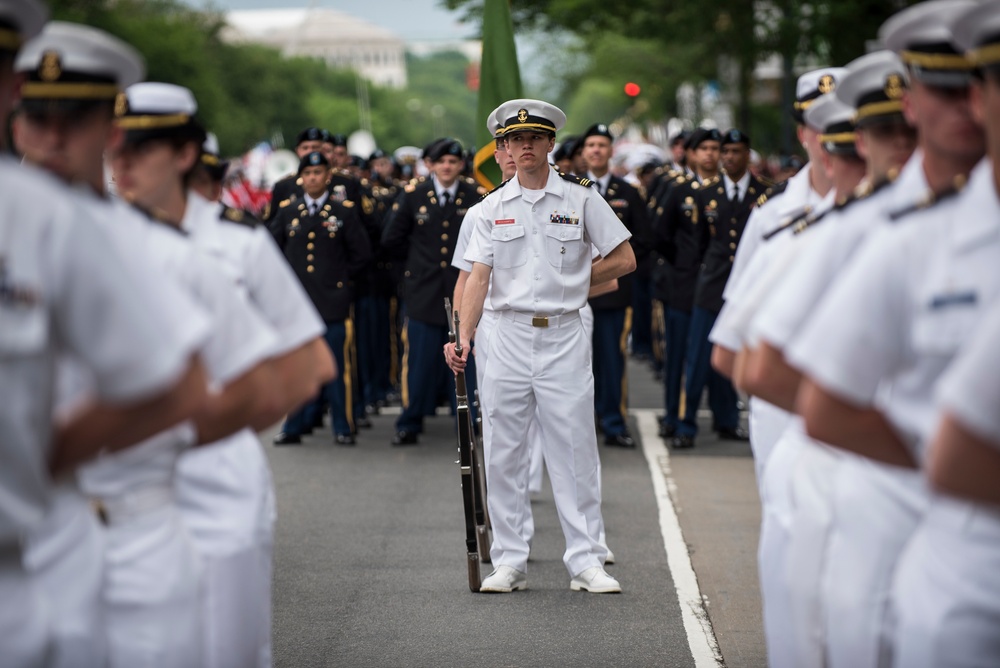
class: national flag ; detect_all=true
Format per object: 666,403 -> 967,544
473,0 -> 523,189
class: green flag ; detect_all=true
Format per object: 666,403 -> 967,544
474,0 -> 523,189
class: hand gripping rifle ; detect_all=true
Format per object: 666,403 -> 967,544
445,299 -> 489,591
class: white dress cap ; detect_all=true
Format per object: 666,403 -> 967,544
835,50 -> 908,126
878,0 -> 977,86
950,0 -> 1000,67
0,0 -> 47,50
496,98 -> 567,135
16,21 -> 145,99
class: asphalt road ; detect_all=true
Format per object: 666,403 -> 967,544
265,357 -> 765,668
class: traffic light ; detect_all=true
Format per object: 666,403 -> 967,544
624,82 -> 641,97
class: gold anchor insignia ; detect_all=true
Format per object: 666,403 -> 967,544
39,51 -> 62,82
818,74 -> 835,94
517,108 -> 528,123
114,92 -> 128,117
884,73 -> 904,100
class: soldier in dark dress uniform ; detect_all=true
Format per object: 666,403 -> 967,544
581,123 -> 650,447
263,127 -> 325,223
652,127 -> 722,445
380,138 -> 485,445
271,151 -> 372,445
365,148 -> 403,410
674,129 -> 766,448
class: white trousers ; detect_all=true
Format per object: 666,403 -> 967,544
176,432 -> 275,667
483,311 -> 606,576
748,397 -> 793,488
103,504 -> 203,668
22,482 -> 105,668
0,546 -> 50,668
892,497 -> 1000,668
822,459 -> 927,668
757,425 -> 802,668
784,435 -> 842,668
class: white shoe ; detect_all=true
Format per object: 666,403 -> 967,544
480,565 -> 527,593
603,548 -> 615,565
570,567 -> 621,594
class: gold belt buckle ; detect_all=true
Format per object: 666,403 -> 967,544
531,316 -> 549,328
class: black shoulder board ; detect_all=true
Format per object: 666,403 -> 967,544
219,204 -> 259,228
482,178 -> 510,201
757,178 -> 789,207
761,204 -> 812,241
889,175 -> 967,222
560,172 -> 594,188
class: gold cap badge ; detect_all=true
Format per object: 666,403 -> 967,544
39,51 -> 61,82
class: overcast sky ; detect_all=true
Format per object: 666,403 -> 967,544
184,0 -> 476,41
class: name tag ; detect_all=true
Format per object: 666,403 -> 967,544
929,291 -> 978,309
495,218 -> 515,225
550,212 -> 579,225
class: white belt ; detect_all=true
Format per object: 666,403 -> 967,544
501,310 -> 581,328
92,484 -> 173,526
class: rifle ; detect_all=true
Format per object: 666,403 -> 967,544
445,298 -> 490,591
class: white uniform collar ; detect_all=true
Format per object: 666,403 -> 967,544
304,191 -> 329,210
722,171 -> 751,198
500,165 -> 568,202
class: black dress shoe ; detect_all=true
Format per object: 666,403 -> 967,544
335,434 -> 356,446
671,435 -> 695,449
658,422 -> 676,439
604,433 -> 636,448
355,415 -> 373,429
717,427 -> 750,441
391,431 -> 418,446
272,433 -> 301,446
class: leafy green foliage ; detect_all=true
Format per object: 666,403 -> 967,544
47,0 -> 479,155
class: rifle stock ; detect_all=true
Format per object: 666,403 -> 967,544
446,299 -> 485,591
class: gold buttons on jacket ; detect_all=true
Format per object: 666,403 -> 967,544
337,281 -> 344,288
441,233 -> 448,241
308,231 -> 316,239
307,265 -> 315,273
440,246 -> 448,254
439,261 -> 448,268
307,254 -> 314,261
307,242 -> 314,250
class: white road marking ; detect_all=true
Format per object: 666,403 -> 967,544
634,408 -> 724,667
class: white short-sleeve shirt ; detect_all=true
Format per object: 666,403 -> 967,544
789,158 -> 1000,461
181,191 -> 324,352
936,302 -> 1000,445
750,153 -> 927,351
77,196 -> 279,500
464,166 -> 630,314
0,161 -> 200,540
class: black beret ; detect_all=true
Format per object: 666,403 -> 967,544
297,150 -> 330,173
721,128 -> 750,147
582,123 -> 613,141
369,149 -> 387,161
296,127 -> 324,146
325,133 -> 348,147
670,130 -> 691,147
686,127 -> 722,150
349,154 -> 366,169
428,138 -> 463,162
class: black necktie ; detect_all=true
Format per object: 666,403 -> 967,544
309,202 -> 317,215
441,191 -> 450,208
731,186 -> 739,203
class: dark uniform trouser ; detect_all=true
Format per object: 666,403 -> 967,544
396,317 -> 477,433
357,294 -> 392,405
677,306 -> 739,437
662,307 -> 691,429
283,320 -> 354,437
630,274 -> 654,357
593,307 -> 630,437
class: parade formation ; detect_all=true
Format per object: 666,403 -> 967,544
3,0 -> 1000,666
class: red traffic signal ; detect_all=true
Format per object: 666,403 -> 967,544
624,82 -> 641,97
